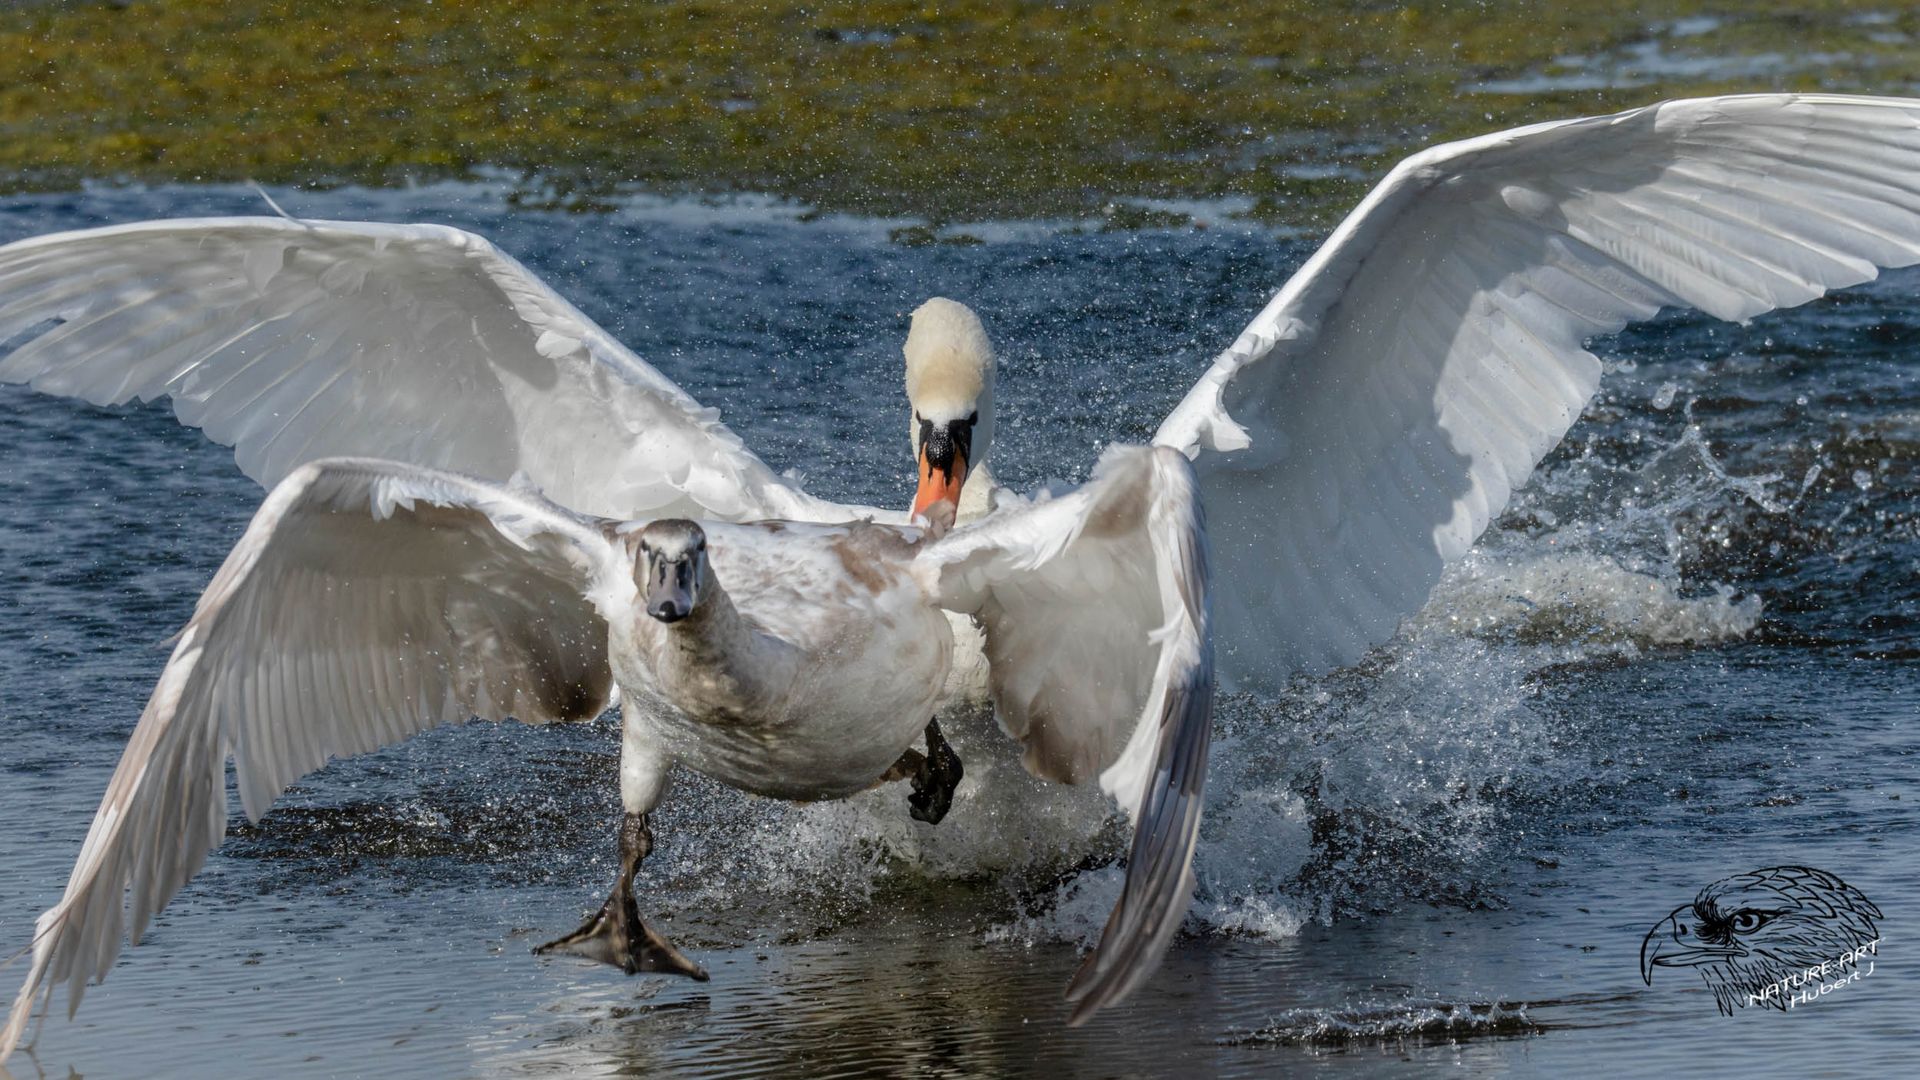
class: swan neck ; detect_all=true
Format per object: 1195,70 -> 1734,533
958,461 -> 998,522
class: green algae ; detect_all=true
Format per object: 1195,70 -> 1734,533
2,1 -> 1916,224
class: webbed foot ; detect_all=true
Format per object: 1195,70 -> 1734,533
534,812 -> 709,981
534,890 -> 708,980
907,717 -> 963,825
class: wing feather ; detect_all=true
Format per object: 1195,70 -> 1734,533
1155,93 -> 1920,690
0,459 -> 626,1063
0,217 -> 864,523
919,446 -> 1212,1024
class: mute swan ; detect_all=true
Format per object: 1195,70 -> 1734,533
904,295 -> 998,524
8,95 -> 1919,692
0,445 -> 1208,1057
536,512 -> 958,982
8,92 -> 1920,1046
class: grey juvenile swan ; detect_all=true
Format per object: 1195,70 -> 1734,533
1,444 -> 1208,1055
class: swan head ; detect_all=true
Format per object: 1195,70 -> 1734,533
635,519 -> 710,624
905,297 -> 995,521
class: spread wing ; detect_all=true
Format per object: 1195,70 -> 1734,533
917,445 -> 1211,1025
0,459 -> 628,1063
0,216 -> 861,522
1154,93 -> 1920,691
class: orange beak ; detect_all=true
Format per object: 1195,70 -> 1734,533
912,444 -> 969,520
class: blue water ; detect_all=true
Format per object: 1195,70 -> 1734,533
0,182 -> 1915,1078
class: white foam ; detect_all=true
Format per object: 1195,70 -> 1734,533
1419,550 -> 1762,649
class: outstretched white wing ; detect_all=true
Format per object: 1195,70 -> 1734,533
0,216 -> 860,522
917,445 -> 1211,1025
1155,93 -> 1920,691
0,459 -> 628,1062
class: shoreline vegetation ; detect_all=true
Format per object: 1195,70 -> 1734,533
2,1 -> 1917,228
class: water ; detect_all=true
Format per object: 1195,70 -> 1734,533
0,182 -> 1916,1078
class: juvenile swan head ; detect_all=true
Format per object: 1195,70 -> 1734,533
635,519 -> 710,624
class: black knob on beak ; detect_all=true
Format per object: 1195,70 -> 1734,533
922,425 -> 958,478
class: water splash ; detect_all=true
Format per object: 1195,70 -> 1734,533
1422,551 -> 1760,649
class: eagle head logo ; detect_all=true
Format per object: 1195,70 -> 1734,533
1641,865 -> 1882,1016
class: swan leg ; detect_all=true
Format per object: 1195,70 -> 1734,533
907,718 -> 964,825
533,812 -> 709,981
875,748 -> 925,785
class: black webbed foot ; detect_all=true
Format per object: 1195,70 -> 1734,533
534,812 -> 709,981
533,889 -> 708,979
907,718 -> 963,825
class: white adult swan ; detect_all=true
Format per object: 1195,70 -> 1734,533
7,95 -> 1920,691
0,447 -> 1208,1058
7,91 -> 1920,1039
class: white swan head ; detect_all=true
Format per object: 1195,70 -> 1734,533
635,519 -> 710,623
904,297 -> 995,520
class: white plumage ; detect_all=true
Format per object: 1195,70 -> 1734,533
1155,94 -> 1920,689
0,217 -> 852,524
0,461 -> 624,1058
5,93 -> 1920,1051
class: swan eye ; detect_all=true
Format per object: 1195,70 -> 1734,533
966,411 -> 978,425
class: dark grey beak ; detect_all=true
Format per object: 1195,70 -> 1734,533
645,559 -> 697,624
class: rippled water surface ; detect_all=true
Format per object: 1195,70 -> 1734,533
0,183 -> 1917,1078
